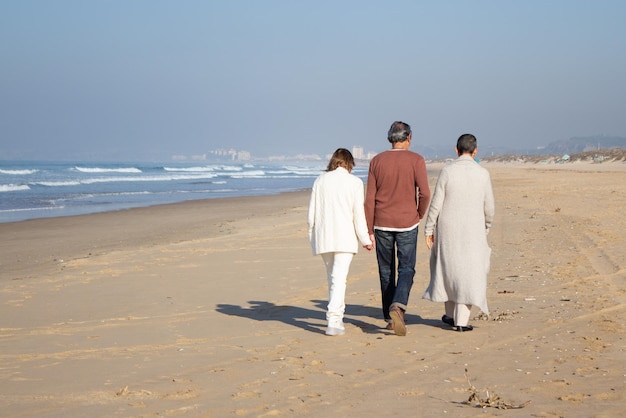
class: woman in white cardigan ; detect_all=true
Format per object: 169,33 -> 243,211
422,134 -> 495,332
308,149 -> 373,336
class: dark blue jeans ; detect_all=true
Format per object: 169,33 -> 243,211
374,227 -> 418,321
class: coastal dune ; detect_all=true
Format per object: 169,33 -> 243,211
0,162 -> 624,417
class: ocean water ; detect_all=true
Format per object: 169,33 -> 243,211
0,161 -> 369,223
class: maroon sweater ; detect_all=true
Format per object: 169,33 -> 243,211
364,149 -> 431,233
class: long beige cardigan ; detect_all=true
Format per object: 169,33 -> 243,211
422,156 -> 495,315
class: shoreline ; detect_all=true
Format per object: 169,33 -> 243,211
2,158 -> 624,226
0,190 -> 311,278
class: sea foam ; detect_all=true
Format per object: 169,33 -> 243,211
74,166 -> 142,173
0,169 -> 39,175
0,184 -> 31,192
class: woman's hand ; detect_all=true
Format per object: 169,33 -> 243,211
425,234 -> 435,250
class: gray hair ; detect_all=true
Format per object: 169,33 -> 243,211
387,121 -> 412,143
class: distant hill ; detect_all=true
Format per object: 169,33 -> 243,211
416,144 -> 457,159
483,147 -> 626,163
418,135 -> 626,159
542,135 -> 626,154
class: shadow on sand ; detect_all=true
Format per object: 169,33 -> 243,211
216,299 -> 447,335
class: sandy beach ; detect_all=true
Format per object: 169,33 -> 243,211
1,162 -> 624,417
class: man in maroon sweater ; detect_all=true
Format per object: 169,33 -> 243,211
365,121 -> 431,336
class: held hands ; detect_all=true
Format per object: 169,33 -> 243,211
363,233 -> 376,253
425,234 -> 435,250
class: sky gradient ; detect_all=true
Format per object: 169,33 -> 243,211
1,1 -> 625,161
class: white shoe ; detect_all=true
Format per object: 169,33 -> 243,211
325,326 -> 345,336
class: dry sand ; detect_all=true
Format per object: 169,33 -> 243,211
0,162 -> 624,417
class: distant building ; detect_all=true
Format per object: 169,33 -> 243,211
236,150 -> 251,161
209,148 -> 251,161
352,146 -> 364,160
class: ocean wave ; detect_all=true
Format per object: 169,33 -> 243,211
163,165 -> 246,173
35,181 -> 82,187
0,205 -> 65,213
267,168 -> 321,176
229,170 -> 266,178
1,161 -> 321,223
56,190 -> 154,202
32,173 -> 220,187
164,166 -> 216,172
80,173 -> 219,184
0,184 -> 31,192
283,165 -> 324,172
258,175 -> 313,179
220,165 -> 244,171
74,166 -> 142,173
0,168 -> 39,175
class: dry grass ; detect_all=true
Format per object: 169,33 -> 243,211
481,148 -> 626,164
463,368 -> 531,409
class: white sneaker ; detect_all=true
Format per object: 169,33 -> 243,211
325,326 -> 345,336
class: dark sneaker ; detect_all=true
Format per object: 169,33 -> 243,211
455,325 -> 474,332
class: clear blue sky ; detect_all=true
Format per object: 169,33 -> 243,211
1,0 -> 625,161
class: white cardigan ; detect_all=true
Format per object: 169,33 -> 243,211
308,167 -> 372,255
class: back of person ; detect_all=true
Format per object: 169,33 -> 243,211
364,121 -> 431,336
309,167 -> 367,255
366,150 -> 428,231
307,148 -> 373,336
438,158 -> 491,225
422,133 -> 494,332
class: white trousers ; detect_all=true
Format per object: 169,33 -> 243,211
445,301 -> 472,327
321,252 -> 354,328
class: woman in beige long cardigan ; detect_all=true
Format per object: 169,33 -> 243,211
422,134 -> 495,332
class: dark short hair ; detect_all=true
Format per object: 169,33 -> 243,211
326,148 -> 355,172
457,133 -> 477,154
387,121 -> 411,143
